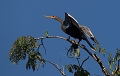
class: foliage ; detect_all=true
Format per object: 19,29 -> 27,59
107,49 -> 120,76
9,36 -> 45,71
65,64 -> 90,76
67,44 -> 80,58
9,35 -> 120,76
26,51 -> 45,71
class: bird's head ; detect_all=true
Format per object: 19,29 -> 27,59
44,15 -> 57,19
44,15 -> 63,24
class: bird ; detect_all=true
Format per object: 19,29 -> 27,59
45,12 -> 96,51
66,12 -> 100,45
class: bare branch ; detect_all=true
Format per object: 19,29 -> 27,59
80,56 -> 89,67
41,39 -> 46,54
76,58 -> 80,67
36,39 -> 46,55
93,54 -> 110,76
45,60 -> 66,76
35,36 -> 68,41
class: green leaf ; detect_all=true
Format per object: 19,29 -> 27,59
64,65 -> 67,69
110,64 -> 112,70
117,71 -> 120,75
74,48 -> 80,57
112,58 -> 115,64
68,65 -> 73,73
45,30 -> 48,36
100,48 -> 105,54
73,64 -> 78,70
115,65 -> 118,70
35,63 -> 39,70
67,46 -> 74,56
95,45 -> 100,51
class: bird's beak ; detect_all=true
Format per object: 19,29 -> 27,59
44,15 -> 53,18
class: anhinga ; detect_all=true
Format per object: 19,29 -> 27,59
66,13 -> 100,45
45,12 -> 96,51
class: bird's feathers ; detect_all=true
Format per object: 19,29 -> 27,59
65,12 -> 79,24
65,12 -> 80,28
45,12 -> 99,52
66,12 -> 99,45
79,25 -> 94,38
79,25 -> 99,45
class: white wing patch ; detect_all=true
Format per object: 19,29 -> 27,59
66,13 -> 79,24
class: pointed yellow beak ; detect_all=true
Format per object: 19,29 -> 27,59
44,15 -> 54,19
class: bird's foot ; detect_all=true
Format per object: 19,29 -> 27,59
71,40 -> 75,44
67,35 -> 70,40
80,44 -> 85,47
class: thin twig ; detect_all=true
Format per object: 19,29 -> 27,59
65,47 -> 75,58
45,60 -> 66,76
76,58 -> 80,67
59,59 -> 65,74
80,56 -> 89,67
36,39 -> 46,54
41,39 -> 46,54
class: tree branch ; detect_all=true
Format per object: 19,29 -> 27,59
35,36 -> 110,76
41,39 -> 46,54
36,39 -> 46,55
112,60 -> 120,76
80,56 -> 89,67
45,60 -> 66,76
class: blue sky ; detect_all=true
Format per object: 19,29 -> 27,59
0,0 -> 120,76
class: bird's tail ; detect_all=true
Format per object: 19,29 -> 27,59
85,38 -> 96,52
91,37 -> 100,45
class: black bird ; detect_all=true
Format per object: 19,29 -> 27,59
66,13 -> 99,45
45,12 -> 96,51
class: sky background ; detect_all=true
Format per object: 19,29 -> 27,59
0,0 -> 120,76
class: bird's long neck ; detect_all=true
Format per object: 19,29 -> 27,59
54,17 -> 63,24
61,24 -> 67,33
54,17 -> 67,33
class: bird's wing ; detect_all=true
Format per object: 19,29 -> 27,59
80,25 -> 94,38
65,12 -> 99,48
65,12 -> 80,28
64,12 -> 69,26
80,25 -> 99,45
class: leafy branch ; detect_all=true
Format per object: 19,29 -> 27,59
9,35 -> 120,76
35,36 -> 110,76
